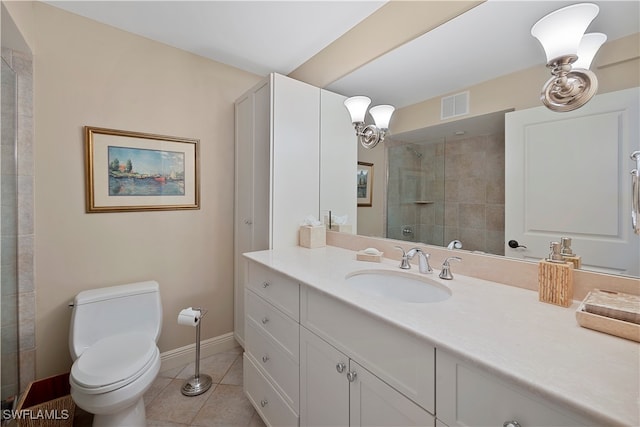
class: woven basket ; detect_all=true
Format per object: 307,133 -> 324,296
15,373 -> 75,427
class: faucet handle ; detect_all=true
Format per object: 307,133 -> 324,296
439,256 -> 462,280
394,246 -> 411,270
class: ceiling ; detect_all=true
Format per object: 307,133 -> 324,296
45,1 -> 639,110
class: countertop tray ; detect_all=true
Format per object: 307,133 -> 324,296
576,293 -> 640,343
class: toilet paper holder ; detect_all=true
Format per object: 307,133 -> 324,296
180,307 -> 212,396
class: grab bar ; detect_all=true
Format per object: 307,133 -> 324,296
632,151 -> 640,235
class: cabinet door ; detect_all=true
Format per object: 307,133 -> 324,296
234,78 -> 271,346
436,350 -> 596,427
300,326 -> 349,427
350,360 -> 434,427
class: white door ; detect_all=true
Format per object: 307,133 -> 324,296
349,360 -> 434,427
505,87 -> 640,276
300,326 -> 349,427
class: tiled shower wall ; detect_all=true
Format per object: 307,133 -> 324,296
444,133 -> 505,255
1,47 -> 35,394
386,132 -> 505,255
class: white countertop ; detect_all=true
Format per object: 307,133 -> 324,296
245,245 -> 640,426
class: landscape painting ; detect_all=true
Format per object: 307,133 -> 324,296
85,126 -> 200,212
108,146 -> 185,196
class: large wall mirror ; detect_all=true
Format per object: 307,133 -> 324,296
327,1 -> 640,279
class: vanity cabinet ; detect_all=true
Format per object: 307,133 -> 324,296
435,350 -> 598,427
243,261 -> 300,426
300,326 -> 434,427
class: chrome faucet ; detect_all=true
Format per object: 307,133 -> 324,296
395,246 -> 433,273
439,256 -> 462,280
394,246 -> 412,269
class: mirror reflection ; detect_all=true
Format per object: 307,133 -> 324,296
350,2 -> 639,278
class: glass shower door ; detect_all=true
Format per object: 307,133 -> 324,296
386,138 -> 445,246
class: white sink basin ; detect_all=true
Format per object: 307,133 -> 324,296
345,270 -> 451,303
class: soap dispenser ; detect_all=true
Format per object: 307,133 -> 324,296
560,237 -> 582,269
538,241 -> 574,307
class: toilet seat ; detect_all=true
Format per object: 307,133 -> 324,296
70,332 -> 158,395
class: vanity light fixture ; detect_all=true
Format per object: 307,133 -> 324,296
344,96 -> 395,149
531,3 -> 606,112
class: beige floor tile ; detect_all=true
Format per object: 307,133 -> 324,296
145,376 -> 173,406
146,379 -> 216,425
220,356 -> 243,386
190,384 -> 255,427
177,349 -> 242,383
249,411 -> 267,427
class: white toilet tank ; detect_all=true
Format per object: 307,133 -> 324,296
69,281 -> 162,360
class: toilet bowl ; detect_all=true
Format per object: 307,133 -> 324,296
69,282 -> 162,427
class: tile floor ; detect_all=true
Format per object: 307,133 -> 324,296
74,348 -> 266,427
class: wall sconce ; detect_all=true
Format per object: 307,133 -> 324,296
531,3 -> 607,112
344,96 -> 395,149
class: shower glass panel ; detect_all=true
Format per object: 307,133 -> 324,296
1,57 -> 19,402
386,138 -> 446,246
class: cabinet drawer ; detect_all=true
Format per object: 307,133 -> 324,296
244,354 -> 299,427
301,286 -> 435,414
245,289 -> 299,362
247,262 -> 299,321
246,320 -> 299,411
436,351 -> 596,427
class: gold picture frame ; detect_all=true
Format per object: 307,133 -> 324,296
84,126 -> 200,213
357,161 -> 373,207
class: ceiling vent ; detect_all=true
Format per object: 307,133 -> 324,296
441,91 -> 469,120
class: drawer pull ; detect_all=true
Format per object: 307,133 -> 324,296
347,371 -> 357,382
260,399 -> 268,408
262,281 -> 270,288
503,422 -> 522,427
336,362 -> 346,373
261,317 -> 269,324
262,355 -> 270,363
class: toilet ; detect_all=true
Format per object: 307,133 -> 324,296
69,281 -> 162,427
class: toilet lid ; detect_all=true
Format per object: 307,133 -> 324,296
71,332 -> 157,392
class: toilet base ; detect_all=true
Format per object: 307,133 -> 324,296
92,398 -> 145,427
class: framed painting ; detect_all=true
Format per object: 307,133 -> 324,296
84,126 -> 200,212
357,161 -> 373,207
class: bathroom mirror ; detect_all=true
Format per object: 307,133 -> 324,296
330,1 -> 640,278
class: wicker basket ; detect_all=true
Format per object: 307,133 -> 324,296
15,373 -> 75,427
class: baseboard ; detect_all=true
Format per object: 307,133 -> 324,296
160,332 -> 240,372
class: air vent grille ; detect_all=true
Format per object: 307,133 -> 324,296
441,91 -> 469,120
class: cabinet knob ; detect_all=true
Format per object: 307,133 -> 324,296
261,317 -> 269,324
336,362 -> 346,373
244,219 -> 253,225
503,422 -> 522,427
347,371 -> 357,382
262,281 -> 270,288
260,399 -> 268,408
262,355 -> 269,363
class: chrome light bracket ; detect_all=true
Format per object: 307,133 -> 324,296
541,55 -> 598,112
353,122 -> 387,149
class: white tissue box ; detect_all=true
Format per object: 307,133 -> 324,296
299,225 -> 326,248
328,224 -> 352,233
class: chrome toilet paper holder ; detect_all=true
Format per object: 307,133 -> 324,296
181,307 -> 212,396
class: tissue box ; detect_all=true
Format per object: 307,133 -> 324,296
299,225 -> 326,248
328,224 -> 352,233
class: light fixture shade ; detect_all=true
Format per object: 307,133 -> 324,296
531,3 -> 599,63
573,32 -> 607,69
344,96 -> 371,124
369,105 -> 395,129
